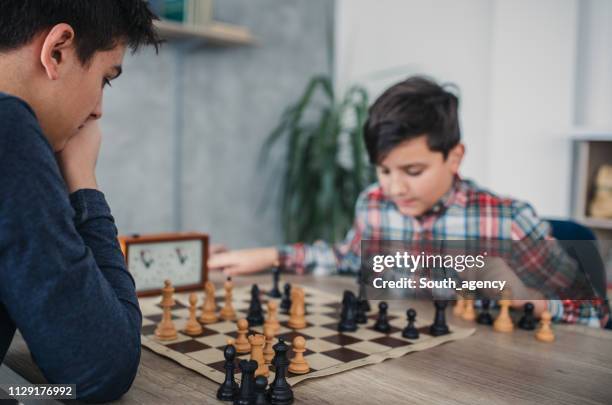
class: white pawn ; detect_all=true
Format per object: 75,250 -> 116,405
184,293 -> 203,336
263,324 -> 275,365
220,277 -> 236,321
264,300 -> 280,333
535,310 -> 555,343
288,336 -> 309,374
235,318 -> 251,354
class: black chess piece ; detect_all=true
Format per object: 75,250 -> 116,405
373,301 -> 391,333
235,359 -> 258,405
402,308 -> 419,339
267,338 -> 294,405
268,267 -> 282,298
356,298 -> 368,324
217,343 -> 239,401
429,300 -> 450,336
476,299 -> 494,325
247,284 -> 264,326
357,269 -> 371,312
518,302 -> 537,330
338,290 -> 358,332
254,375 -> 270,405
280,283 -> 292,315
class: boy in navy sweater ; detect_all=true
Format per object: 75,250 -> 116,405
0,1 -> 160,401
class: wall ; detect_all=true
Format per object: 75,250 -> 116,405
575,0 -> 612,128
486,0 -> 577,218
335,0 -> 582,218
335,0 -> 494,180
98,0 -> 333,248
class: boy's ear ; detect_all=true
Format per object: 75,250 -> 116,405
40,23 -> 77,80
447,143 -> 465,174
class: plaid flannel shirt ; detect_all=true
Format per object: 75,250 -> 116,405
279,176 -> 610,329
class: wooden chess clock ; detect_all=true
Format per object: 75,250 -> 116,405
118,232 -> 209,297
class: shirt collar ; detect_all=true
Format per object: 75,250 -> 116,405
419,174 -> 463,218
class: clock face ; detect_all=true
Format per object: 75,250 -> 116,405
127,239 -> 203,292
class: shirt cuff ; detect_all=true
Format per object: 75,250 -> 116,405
69,189 -> 111,226
547,300 -> 564,322
277,243 -> 307,275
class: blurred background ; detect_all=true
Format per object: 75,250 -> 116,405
98,0 -> 612,274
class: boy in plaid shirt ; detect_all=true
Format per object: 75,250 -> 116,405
210,76 -> 610,329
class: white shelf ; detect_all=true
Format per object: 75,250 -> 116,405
569,127 -> 612,142
154,19 -> 255,46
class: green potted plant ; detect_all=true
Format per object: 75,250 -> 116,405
262,75 -> 375,244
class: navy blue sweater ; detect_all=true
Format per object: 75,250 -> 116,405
0,93 -> 142,402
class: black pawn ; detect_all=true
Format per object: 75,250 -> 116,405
268,267 -> 282,298
234,359 -> 257,405
267,338 -> 294,405
357,269 -> 371,312
280,283 -> 292,315
429,300 -> 450,336
373,301 -> 391,333
338,290 -> 358,332
356,299 -> 368,324
254,375 -> 270,405
518,302 -> 537,330
476,299 -> 494,325
217,343 -> 239,401
402,308 -> 419,339
247,284 -> 264,326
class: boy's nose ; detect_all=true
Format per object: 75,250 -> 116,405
389,173 -> 409,196
90,97 -> 103,120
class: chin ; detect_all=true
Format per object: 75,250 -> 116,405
396,205 -> 425,217
54,137 -> 71,152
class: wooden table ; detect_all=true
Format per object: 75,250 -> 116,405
4,273 -> 612,404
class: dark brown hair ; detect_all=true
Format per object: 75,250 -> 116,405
363,76 -> 461,163
0,0 -> 161,64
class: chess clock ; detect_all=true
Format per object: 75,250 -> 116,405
119,232 -> 209,297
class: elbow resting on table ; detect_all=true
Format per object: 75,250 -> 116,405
76,341 -> 141,403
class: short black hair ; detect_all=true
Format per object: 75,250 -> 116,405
0,0 -> 161,64
363,76 -> 461,164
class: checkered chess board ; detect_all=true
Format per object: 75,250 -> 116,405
140,285 -> 475,386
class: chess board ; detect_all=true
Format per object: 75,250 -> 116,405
140,285 -> 475,386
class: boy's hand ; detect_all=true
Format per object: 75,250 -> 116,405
208,247 -> 279,276
209,244 -> 228,256
56,121 -> 101,193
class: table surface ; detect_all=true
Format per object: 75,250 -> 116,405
4,272 -> 612,405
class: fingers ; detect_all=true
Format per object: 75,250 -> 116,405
207,253 -> 234,270
223,267 -> 251,277
221,264 -> 266,277
209,243 -> 228,255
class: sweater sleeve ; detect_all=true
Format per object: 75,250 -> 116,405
0,99 -> 141,402
277,189 -> 369,276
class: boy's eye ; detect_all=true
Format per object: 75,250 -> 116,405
405,170 -> 423,176
103,78 -> 112,88
377,167 -> 390,175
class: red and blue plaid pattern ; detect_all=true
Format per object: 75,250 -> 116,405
279,176 -> 610,328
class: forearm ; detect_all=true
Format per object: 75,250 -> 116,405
69,189 -> 139,310
58,163 -> 98,193
55,120 -> 101,194
1,189 -> 141,401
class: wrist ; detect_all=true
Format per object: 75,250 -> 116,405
62,168 -> 98,193
265,247 -> 280,267
532,300 -> 548,317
